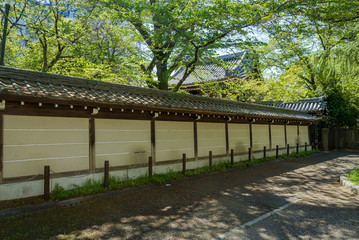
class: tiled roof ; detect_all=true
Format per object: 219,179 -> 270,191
0,67 -> 317,121
169,52 -> 251,86
261,97 -> 327,114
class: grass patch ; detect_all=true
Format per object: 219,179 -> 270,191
347,167 -> 359,185
50,148 -> 320,200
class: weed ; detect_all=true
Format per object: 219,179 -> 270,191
346,167 -> 359,185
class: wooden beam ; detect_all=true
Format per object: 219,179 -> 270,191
89,117 -> 95,173
2,99 -> 316,126
151,119 -> 156,165
297,124 -> 300,145
225,122 -> 229,156
0,114 -> 3,184
194,121 -> 198,161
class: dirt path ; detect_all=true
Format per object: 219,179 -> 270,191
0,152 -> 358,240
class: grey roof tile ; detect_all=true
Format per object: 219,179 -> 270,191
169,52 -> 251,85
261,97 -> 326,114
0,66 -> 317,121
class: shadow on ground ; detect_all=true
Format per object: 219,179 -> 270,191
0,152 -> 358,240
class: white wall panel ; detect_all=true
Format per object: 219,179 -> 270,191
252,124 -> 270,151
95,119 -> 151,167
287,125 -> 298,146
228,123 -> 250,153
197,122 -> 226,157
272,125 -> 285,148
156,121 -> 194,162
3,115 -> 89,178
299,126 -> 309,145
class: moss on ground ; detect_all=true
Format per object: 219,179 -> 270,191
347,167 -> 359,185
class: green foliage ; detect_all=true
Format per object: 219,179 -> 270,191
263,73 -> 315,102
2,0 -> 358,110
51,179 -> 105,200
347,167 -> 359,185
105,0 -> 292,90
323,87 -> 359,127
50,149 -> 320,200
255,3 -> 359,126
201,77 -> 267,103
2,0 -> 146,85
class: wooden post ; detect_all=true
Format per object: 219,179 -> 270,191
296,143 -> 299,154
89,117 -> 95,173
269,122 -> 272,150
263,146 -> 266,159
248,147 -> 251,161
276,145 -> 279,159
150,120 -> 156,165
0,114 -> 3,184
44,165 -> 50,201
209,151 -> 212,168
305,142 -> 307,152
225,122 -> 229,156
230,149 -> 234,165
193,121 -> 198,161
148,156 -> 153,178
284,124 -> 288,146
182,153 -> 186,174
104,160 -> 109,188
312,142 -> 315,150
287,144 -> 290,156
249,122 -> 253,149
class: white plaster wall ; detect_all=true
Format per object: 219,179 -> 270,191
156,121 -> 194,162
228,123 -> 250,153
3,115 -> 89,178
272,125 -> 286,148
299,126 -> 310,145
197,122 -> 226,157
95,119 -> 151,167
287,125 -> 298,146
252,124 -> 270,151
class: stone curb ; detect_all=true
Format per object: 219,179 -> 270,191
0,183 -> 155,219
340,175 -> 359,194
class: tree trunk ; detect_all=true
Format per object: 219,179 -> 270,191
156,61 -> 169,90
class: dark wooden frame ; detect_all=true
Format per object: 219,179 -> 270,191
89,117 -> 95,173
0,114 -> 3,184
269,122 -> 272,150
284,124 -> 288,146
0,99 -> 313,184
151,119 -> 156,165
193,121 -> 198,160
225,122 -> 229,156
249,122 -> 253,149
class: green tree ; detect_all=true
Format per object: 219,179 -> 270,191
324,87 -> 359,128
258,0 -> 359,126
106,0 -> 291,90
2,0 -> 146,84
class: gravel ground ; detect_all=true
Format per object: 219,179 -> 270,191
0,152 -> 358,240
